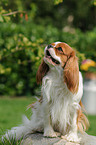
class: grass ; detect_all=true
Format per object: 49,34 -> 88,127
87,115 -> 96,136
0,97 -> 36,133
0,97 -> 96,144
0,97 -> 36,145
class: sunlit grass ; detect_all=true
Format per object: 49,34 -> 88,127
0,137 -> 23,145
87,115 -> 96,136
0,97 -> 36,134
0,97 -> 36,145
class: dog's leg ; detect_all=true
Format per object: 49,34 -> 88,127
62,111 -> 81,142
42,79 -> 60,138
42,96 -> 60,138
42,100 -> 58,138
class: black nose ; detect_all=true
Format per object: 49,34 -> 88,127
47,44 -> 53,49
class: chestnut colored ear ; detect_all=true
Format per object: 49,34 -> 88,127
64,51 -> 79,94
36,58 -> 49,84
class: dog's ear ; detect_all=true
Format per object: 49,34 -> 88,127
64,51 -> 79,94
36,58 -> 49,84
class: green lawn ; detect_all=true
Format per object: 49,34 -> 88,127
0,97 -> 96,144
0,97 -> 36,135
87,115 -> 96,136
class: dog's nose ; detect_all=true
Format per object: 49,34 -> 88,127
47,44 -> 53,49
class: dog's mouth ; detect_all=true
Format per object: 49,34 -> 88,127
45,50 -> 60,65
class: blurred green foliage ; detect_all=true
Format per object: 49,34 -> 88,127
0,0 -> 96,96
0,0 -> 95,30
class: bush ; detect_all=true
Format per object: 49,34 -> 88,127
60,28 -> 96,61
0,21 -> 96,96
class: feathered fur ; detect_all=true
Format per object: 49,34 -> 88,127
64,51 -> 79,94
77,101 -> 89,133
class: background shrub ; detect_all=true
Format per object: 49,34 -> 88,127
0,0 -> 95,96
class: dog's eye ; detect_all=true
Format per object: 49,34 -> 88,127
57,47 -> 63,52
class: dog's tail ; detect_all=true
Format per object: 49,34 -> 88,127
2,115 -> 34,141
77,100 -> 89,133
2,101 -> 43,142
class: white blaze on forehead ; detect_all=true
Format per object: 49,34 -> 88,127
44,42 -> 61,54
54,42 -> 61,47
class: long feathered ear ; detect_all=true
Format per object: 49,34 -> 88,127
64,51 -> 79,94
36,58 -> 49,84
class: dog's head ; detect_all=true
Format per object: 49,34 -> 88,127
36,42 -> 79,94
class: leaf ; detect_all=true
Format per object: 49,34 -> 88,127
0,15 -> 4,22
4,16 -> 11,22
54,0 -> 63,5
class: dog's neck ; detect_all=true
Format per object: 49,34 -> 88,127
47,65 -> 64,79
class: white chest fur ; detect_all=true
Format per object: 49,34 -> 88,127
42,68 -> 83,135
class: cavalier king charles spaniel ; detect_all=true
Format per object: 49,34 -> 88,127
3,42 -> 89,143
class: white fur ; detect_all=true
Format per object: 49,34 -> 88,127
42,66 -> 83,142
54,41 -> 61,46
2,42 -> 83,143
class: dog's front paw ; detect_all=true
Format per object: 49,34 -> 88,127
62,131 -> 81,143
44,127 -> 60,138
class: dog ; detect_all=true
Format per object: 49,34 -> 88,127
2,42 -> 89,143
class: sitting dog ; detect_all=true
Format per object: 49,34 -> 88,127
3,42 -> 89,142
